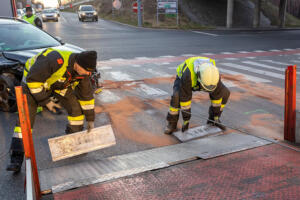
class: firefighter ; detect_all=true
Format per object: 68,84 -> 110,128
22,6 -> 43,29
6,48 -> 97,172
164,57 -> 230,135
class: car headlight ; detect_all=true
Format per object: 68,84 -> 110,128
82,13 -> 86,16
42,14 -> 46,18
54,13 -> 57,17
93,11 -> 97,15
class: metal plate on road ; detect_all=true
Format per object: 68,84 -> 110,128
48,125 -> 116,161
41,132 -> 271,193
173,125 -> 222,142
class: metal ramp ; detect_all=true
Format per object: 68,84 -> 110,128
39,132 -> 271,194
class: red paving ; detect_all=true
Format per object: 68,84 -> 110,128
54,144 -> 300,200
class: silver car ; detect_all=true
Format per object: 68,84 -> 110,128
42,9 -> 59,22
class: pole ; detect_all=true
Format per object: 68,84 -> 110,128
253,0 -> 261,28
176,0 -> 179,26
137,0 -> 142,27
279,0 -> 288,28
284,65 -> 297,142
15,86 -> 41,199
226,0 -> 234,28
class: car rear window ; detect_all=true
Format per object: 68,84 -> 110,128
81,6 -> 94,11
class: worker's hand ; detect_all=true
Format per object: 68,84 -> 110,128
181,121 -> 189,132
46,101 -> 62,114
87,121 -> 94,133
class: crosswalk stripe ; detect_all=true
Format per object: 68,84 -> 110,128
238,51 -> 249,53
109,71 -> 133,81
242,61 -> 285,72
243,61 -> 300,75
220,63 -> 285,79
260,60 -> 291,66
145,68 -> 172,77
96,90 -> 121,103
138,84 -> 168,96
219,68 -> 271,83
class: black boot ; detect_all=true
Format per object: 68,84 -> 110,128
207,107 -> 226,131
6,138 -> 24,172
164,122 -> 177,135
165,113 -> 179,135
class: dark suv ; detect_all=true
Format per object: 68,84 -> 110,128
78,5 -> 98,22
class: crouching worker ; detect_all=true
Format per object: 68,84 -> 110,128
7,48 -> 97,172
164,57 -> 230,135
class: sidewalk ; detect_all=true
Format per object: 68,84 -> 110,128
53,143 -> 300,200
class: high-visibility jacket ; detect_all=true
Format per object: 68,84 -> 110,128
175,57 -> 226,111
24,48 -> 95,121
22,14 -> 36,26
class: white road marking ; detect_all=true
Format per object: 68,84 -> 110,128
219,68 -> 271,83
201,53 -> 215,56
222,80 -> 237,88
109,58 -> 126,62
138,84 -> 168,96
245,57 -> 256,59
181,54 -> 196,57
97,90 -> 121,103
238,51 -> 249,53
109,71 -> 133,81
221,63 -> 285,79
135,57 -> 151,60
192,31 -> 218,37
168,67 -> 177,70
221,52 -> 233,54
242,61 -> 300,75
253,50 -> 265,52
160,55 -> 175,58
97,66 -> 112,70
145,68 -> 172,77
160,62 -> 171,65
270,49 -> 280,52
224,58 -> 239,61
283,48 -> 293,51
132,64 -> 141,67
291,60 -> 300,63
260,60 -> 292,66
242,61 -> 285,72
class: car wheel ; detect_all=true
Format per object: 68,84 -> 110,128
0,75 -> 17,112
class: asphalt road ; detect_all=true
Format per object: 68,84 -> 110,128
1,12 -> 300,200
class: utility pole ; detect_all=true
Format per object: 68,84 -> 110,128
137,0 -> 142,27
226,0 -> 234,28
253,0 -> 261,28
279,0 -> 288,28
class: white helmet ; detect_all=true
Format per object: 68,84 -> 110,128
195,62 -> 219,92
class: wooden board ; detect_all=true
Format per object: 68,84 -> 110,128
48,125 -> 116,161
173,125 -> 222,142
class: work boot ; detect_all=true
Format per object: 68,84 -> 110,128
6,151 -> 24,172
164,122 -> 177,135
207,118 -> 226,131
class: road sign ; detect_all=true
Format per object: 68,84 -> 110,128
133,1 -> 143,13
113,0 -> 122,10
157,0 -> 178,25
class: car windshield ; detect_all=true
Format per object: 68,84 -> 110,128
43,9 -> 55,13
0,23 -> 61,52
81,6 -> 94,11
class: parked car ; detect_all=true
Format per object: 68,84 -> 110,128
16,9 -> 24,19
78,5 -> 98,22
0,17 -> 101,112
42,9 -> 58,22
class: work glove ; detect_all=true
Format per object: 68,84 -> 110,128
46,101 -> 62,114
87,121 -> 94,133
181,120 -> 189,132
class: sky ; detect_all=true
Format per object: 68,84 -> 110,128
41,0 -> 59,8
